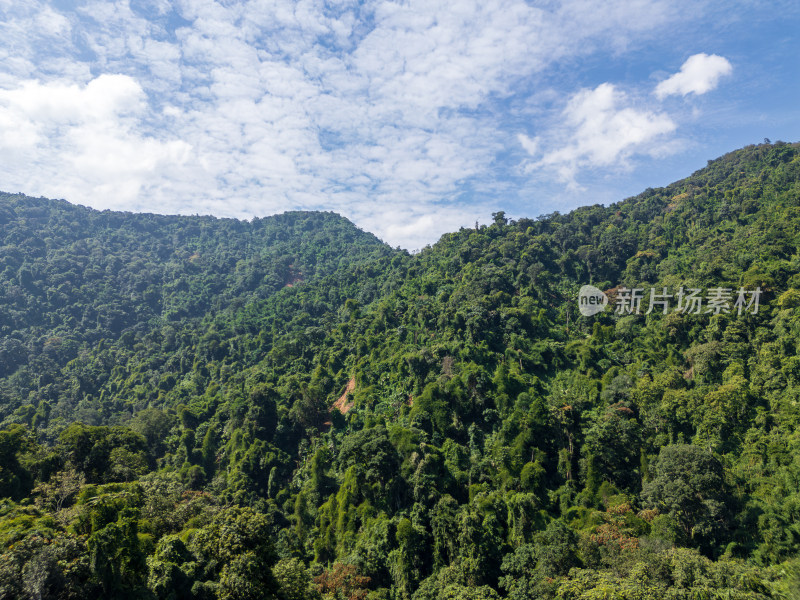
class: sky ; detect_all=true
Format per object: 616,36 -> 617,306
0,1 -> 798,249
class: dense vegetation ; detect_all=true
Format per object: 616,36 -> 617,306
1,141 -> 800,599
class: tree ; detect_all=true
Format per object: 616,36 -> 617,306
314,563 -> 371,600
130,408 -> 176,462
642,445 -> 728,549
499,520 -> 579,600
147,535 -> 195,600
33,468 -> 85,512
87,508 -> 147,597
273,558 -> 320,600
189,506 -> 280,600
0,425 -> 37,500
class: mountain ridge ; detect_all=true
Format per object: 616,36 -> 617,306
0,141 -> 799,598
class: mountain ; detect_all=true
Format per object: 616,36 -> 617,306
0,141 -> 799,599
0,198 -> 392,417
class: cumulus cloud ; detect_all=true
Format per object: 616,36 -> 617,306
655,53 -> 732,98
0,75 -> 192,208
523,83 -> 676,185
0,75 -> 143,125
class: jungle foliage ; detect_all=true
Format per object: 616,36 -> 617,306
1,141 -> 800,599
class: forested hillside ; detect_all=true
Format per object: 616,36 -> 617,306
0,200 -> 391,429
1,141 -> 800,599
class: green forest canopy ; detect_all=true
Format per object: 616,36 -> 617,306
0,141 -> 800,598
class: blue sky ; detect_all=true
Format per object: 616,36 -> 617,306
0,0 -> 798,249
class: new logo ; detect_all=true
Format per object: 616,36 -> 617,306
578,285 -> 609,316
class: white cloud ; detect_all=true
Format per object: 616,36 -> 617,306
0,74 -> 144,124
36,6 -> 71,36
0,0 -> 732,247
0,75 -> 192,208
517,134 -> 539,156
357,203 -> 494,252
524,83 -> 676,184
655,53 -> 732,98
